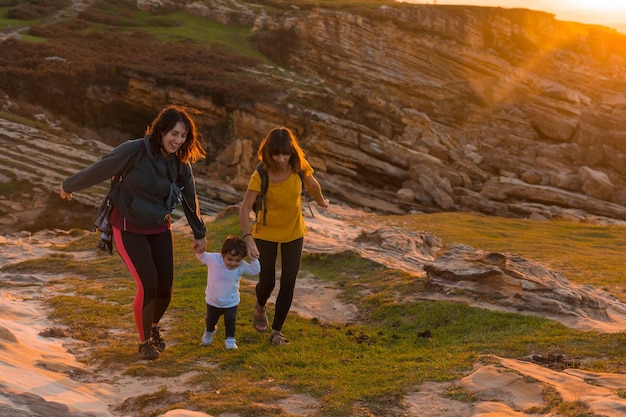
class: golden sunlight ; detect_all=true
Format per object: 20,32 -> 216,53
404,1 -> 626,27
565,0 -> 626,12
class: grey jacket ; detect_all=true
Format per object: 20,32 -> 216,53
63,137 -> 206,239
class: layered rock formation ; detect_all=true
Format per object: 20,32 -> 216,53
3,1 -> 626,225
169,1 -> 626,222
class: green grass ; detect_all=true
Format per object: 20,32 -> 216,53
1,2 -> 263,61
0,110 -> 52,130
0,15 -> 29,30
12,2 -> 266,61
3,211 -> 626,416
253,0 -> 396,9
141,12 -> 264,58
81,9 -> 265,60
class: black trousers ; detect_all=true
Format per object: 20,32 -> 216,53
254,237 -> 303,332
206,304 -> 238,338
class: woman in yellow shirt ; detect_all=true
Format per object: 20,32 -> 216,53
239,127 -> 329,345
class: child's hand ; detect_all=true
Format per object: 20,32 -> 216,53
193,238 -> 206,253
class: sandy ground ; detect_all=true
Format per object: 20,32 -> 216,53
1,205 -> 626,416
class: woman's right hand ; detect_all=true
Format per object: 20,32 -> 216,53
60,185 -> 72,201
317,198 -> 330,209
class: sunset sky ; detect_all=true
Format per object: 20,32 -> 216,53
399,1 -> 626,27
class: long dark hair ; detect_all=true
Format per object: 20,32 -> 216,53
257,127 -> 305,173
146,105 -> 206,164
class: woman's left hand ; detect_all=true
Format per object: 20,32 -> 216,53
317,198 -> 330,209
60,184 -> 72,201
193,237 -> 206,253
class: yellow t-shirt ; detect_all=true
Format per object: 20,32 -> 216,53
248,161 -> 313,243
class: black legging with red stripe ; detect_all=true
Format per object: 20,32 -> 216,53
113,227 -> 174,342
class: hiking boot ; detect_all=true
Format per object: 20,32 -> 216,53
225,337 -> 238,350
151,326 -> 165,352
138,340 -> 159,360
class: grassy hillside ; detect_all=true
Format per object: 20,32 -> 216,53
3,211 -> 626,416
0,0 -> 276,144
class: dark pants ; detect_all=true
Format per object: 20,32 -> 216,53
114,228 -> 174,342
255,237 -> 303,332
206,304 -> 238,338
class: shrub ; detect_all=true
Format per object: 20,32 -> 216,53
6,0 -> 71,20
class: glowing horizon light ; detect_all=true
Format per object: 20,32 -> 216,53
395,1 -> 626,28
555,0 -> 626,26
564,0 -> 626,12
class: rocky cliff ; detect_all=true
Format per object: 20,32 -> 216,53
3,0 -> 626,229
197,1 -> 626,222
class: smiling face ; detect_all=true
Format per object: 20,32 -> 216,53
222,252 -> 244,270
271,152 -> 292,171
161,121 -> 188,155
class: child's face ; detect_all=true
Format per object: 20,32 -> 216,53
223,253 -> 244,270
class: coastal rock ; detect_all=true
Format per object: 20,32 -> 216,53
424,244 -> 626,328
4,1 -> 626,227
579,166 -> 614,200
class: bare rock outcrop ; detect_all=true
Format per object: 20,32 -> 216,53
480,176 -> 626,221
303,206 -> 626,333
198,3 -> 626,222
424,244 -> 624,325
579,166 -> 614,200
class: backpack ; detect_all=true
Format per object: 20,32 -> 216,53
93,139 -> 145,252
165,156 -> 185,212
252,162 -> 309,225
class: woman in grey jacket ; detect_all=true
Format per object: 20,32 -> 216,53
61,105 -> 207,360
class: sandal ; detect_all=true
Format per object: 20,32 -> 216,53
253,302 -> 268,333
269,330 -> 290,346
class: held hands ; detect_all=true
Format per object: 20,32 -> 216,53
193,237 -> 206,254
243,234 -> 259,259
59,184 -> 72,201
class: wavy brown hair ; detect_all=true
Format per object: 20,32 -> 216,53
146,105 -> 206,164
257,127 -> 305,173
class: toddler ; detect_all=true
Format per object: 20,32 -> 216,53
196,235 -> 260,349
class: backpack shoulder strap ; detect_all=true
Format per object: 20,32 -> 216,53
117,139 -> 145,182
256,162 -> 268,194
254,162 -> 269,225
176,160 -> 186,186
298,168 -> 315,218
